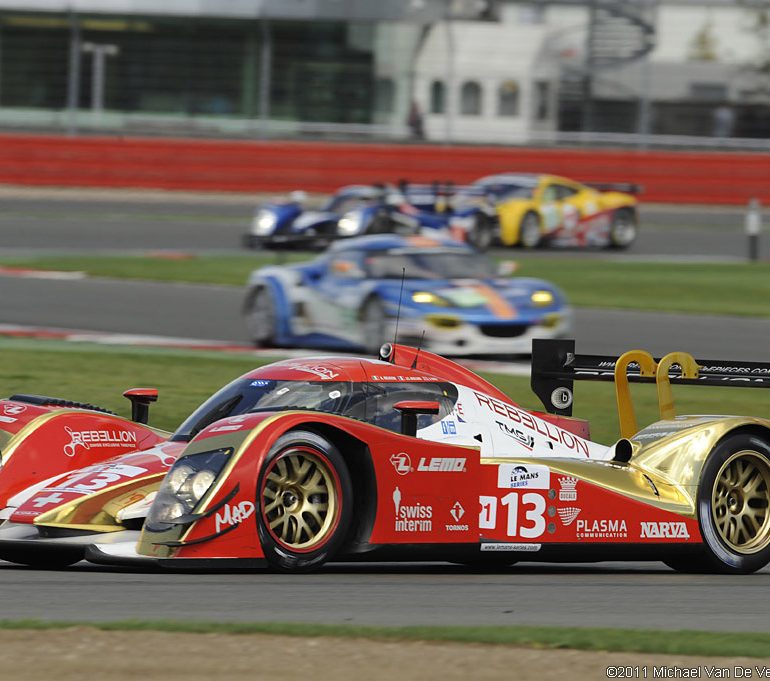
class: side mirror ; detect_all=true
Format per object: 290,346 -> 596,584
394,400 -> 440,437
123,388 -> 158,425
497,260 -> 518,277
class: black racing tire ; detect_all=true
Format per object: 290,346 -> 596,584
360,297 -> 388,356
607,207 -> 638,249
256,430 -> 353,573
244,286 -> 278,348
467,214 -> 494,252
518,211 -> 542,249
667,432 -> 770,574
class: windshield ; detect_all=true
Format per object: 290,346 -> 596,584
474,182 -> 534,200
172,378 -> 353,442
364,249 -> 493,280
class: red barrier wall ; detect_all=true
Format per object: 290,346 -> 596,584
0,133 -> 767,204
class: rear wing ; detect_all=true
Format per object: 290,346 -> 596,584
531,339 -> 770,438
583,181 -> 642,195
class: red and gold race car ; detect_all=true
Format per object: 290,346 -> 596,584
0,341 -> 769,574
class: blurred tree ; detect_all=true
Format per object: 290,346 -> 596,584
688,19 -> 718,61
740,1 -> 770,73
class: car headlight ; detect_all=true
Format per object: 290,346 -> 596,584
531,290 -> 555,307
337,211 -> 363,236
252,210 -> 277,236
412,291 -> 450,306
145,448 -> 232,532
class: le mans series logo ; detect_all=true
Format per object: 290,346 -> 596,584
497,463 -> 550,489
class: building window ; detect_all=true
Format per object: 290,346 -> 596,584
374,77 -> 395,114
498,80 -> 519,117
534,80 -> 550,120
460,80 -> 482,115
430,79 -> 445,114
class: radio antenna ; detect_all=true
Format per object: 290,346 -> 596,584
391,267 -> 406,362
411,329 -> 426,369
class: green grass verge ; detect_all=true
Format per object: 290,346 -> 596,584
2,254 -> 768,317
1,338 -> 767,443
0,619 -> 768,657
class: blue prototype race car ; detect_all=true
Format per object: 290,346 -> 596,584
242,185 -> 416,250
242,235 -> 572,356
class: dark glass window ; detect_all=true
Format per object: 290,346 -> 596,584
430,79 -> 445,114
460,81 -> 482,116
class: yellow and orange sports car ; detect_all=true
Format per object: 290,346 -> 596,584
465,173 -> 639,249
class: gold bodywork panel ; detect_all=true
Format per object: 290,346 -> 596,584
33,474 -> 166,532
482,455 -> 696,517
630,415 -> 770,490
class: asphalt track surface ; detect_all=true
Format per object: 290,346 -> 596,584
0,560 -> 767,631
3,191 -> 770,632
2,193 -> 770,358
0,190 -> 769,259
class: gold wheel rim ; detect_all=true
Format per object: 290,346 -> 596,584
712,450 -> 770,554
261,448 -> 339,552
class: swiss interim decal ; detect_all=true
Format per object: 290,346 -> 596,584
393,486 -> 433,532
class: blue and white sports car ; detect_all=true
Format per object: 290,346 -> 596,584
242,235 -> 572,356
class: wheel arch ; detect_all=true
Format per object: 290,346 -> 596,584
243,276 -> 293,343
286,423 -> 378,552
357,292 -> 381,321
513,209 -> 542,247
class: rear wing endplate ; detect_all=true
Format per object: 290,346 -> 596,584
532,339 -> 770,438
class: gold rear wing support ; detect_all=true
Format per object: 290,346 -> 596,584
532,339 -> 770,439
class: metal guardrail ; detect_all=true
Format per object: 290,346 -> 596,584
1,107 -> 770,152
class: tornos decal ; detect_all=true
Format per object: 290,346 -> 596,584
497,463 -> 550,489
446,501 -> 468,532
63,427 -> 138,457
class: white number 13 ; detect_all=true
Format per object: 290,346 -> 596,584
501,492 -> 546,538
